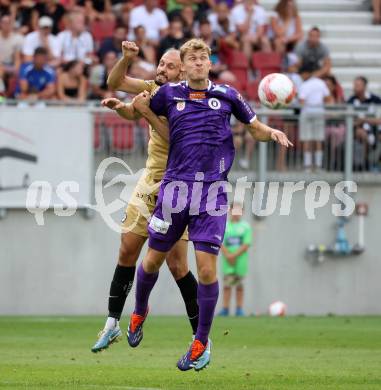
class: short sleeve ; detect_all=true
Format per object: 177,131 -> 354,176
19,63 -> 30,80
243,223 -> 252,246
230,87 -> 256,124
320,43 -> 330,58
149,84 -> 168,117
46,68 -> 56,83
298,83 -> 306,100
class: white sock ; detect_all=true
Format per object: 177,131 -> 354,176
304,151 -> 312,168
105,317 -> 119,330
315,150 -> 323,168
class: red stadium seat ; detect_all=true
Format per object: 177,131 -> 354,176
226,50 -> 249,70
224,50 -> 250,93
247,79 -> 260,103
251,52 -> 282,78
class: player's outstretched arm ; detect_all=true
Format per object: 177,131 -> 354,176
107,41 -> 148,94
248,118 -> 293,147
101,98 -> 141,121
132,91 -> 169,141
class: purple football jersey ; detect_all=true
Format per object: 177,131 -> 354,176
150,80 -> 256,182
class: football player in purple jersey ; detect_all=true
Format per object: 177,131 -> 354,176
127,39 -> 292,371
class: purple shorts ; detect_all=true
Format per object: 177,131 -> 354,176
148,179 -> 229,255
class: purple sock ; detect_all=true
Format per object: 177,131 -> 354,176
195,281 -> 219,345
134,263 -> 159,316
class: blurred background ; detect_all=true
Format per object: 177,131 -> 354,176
1,0 -> 381,317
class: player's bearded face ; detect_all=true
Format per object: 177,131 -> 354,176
183,50 -> 211,82
155,53 -> 181,85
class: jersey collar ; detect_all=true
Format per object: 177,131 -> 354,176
185,79 -> 212,91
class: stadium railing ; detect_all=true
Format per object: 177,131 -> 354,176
1,101 -> 380,184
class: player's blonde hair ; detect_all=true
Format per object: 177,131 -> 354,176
180,39 -> 211,61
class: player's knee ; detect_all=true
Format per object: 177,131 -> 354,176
166,258 -> 188,280
118,236 -> 140,267
198,264 -> 216,284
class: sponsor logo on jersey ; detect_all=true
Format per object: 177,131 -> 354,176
189,91 -> 206,100
176,101 -> 186,111
208,97 -> 221,110
149,215 -> 170,234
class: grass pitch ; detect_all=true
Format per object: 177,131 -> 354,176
0,316 -> 380,389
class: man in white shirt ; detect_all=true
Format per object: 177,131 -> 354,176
298,66 -> 331,170
56,12 -> 94,64
231,0 -> 270,56
22,16 -> 60,66
128,0 -> 169,46
0,14 -> 23,77
208,2 -> 235,39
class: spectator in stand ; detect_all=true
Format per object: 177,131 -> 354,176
14,0 -> 35,34
180,5 -> 196,38
128,0 -> 169,46
295,27 -> 331,78
98,25 -> 126,61
347,76 -> 381,106
75,0 -> 115,23
0,64 -> 5,96
270,0 -> 303,54
89,50 -> 117,99
298,65 -> 331,171
231,0 -> 271,58
208,2 -> 236,40
116,2 -> 131,29
31,0 -> 66,35
57,59 -> 87,102
157,17 -> 187,60
0,14 -> 23,81
134,25 -> 157,65
372,0 -> 381,24
348,76 -> 381,171
56,11 -> 94,64
324,75 -> 346,171
324,75 -> 344,105
198,19 -> 236,84
17,47 -> 56,100
22,16 -> 61,66
166,0 -> 197,19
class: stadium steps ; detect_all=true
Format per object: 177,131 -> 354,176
299,11 -> 372,26
324,38 -> 381,53
303,24 -> 381,39
261,0 -> 368,12
332,53 -> 381,67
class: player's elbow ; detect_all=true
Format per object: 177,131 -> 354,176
107,75 -> 119,91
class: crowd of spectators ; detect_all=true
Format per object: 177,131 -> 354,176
0,0 -> 335,102
1,0 -> 380,170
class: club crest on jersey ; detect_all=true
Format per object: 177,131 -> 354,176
208,98 -> 221,110
176,101 -> 186,111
